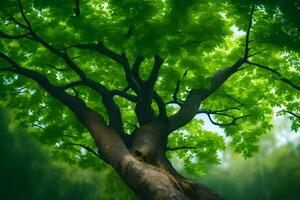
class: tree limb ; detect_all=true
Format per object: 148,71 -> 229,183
247,61 -> 300,91
244,4 -> 255,59
168,58 -> 245,132
72,43 -> 141,93
4,1 -> 130,138
134,55 -> 164,125
111,89 -> 138,102
132,56 -> 144,83
153,90 -> 168,121
146,55 -> 164,86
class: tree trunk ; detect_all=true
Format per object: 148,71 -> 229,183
79,109 -> 222,200
116,153 -> 223,200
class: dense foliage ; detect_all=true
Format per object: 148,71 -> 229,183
0,0 -> 299,182
0,108 -> 136,200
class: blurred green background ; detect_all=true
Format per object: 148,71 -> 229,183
0,108 -> 136,200
0,108 -> 299,200
199,117 -> 300,200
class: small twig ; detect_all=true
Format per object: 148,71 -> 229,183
226,94 -> 244,106
248,48 -> 267,58
169,68 -> 189,106
17,0 -> 33,31
166,146 -> 196,151
65,142 -> 102,158
247,61 -> 300,91
45,64 -> 68,72
244,4 -> 255,60
198,108 -> 250,126
278,110 -> 300,119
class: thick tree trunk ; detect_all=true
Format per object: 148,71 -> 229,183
117,153 -> 223,200
79,109 -> 222,199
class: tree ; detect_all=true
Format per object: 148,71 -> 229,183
0,0 -> 299,199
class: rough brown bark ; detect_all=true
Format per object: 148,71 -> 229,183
83,115 -> 223,200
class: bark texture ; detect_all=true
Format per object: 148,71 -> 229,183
84,114 -> 223,200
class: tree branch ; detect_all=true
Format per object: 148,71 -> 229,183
111,89 -> 138,102
167,5 -> 258,132
166,146 -> 196,151
146,55 -> 164,86
61,80 -> 84,90
199,109 -> 250,126
65,142 -> 102,159
5,1 -> 130,139
279,110 -> 300,119
168,68 -> 189,106
244,4 -> 255,59
17,0 -> 32,30
247,61 -> 300,91
132,56 -> 144,83
45,64 -> 69,72
168,58 -> 245,132
74,0 -> 80,17
286,111 -> 300,119
72,43 -> 141,93
72,43 -> 126,65
153,90 -> 168,121
0,51 -> 88,119
226,94 -> 244,106
0,31 -> 29,39
134,55 -> 164,125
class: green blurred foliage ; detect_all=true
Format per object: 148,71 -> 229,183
0,108 -> 137,200
199,119 -> 300,200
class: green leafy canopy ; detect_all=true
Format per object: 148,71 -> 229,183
0,0 -> 299,173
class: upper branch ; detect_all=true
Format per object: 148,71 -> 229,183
3,1 -> 129,137
169,68 -> 189,106
132,56 -> 144,83
244,4 -> 255,59
0,51 -> 88,118
146,55 -> 164,86
17,0 -> 32,30
167,5 -> 256,132
168,58 -> 245,132
134,55 -> 164,125
65,142 -> 102,158
153,91 -> 168,121
198,109 -> 249,127
247,61 -> 300,91
73,43 -> 141,93
279,110 -> 300,119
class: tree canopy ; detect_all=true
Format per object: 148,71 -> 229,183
0,0 -> 299,196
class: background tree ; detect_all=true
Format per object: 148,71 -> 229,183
0,0 -> 299,199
